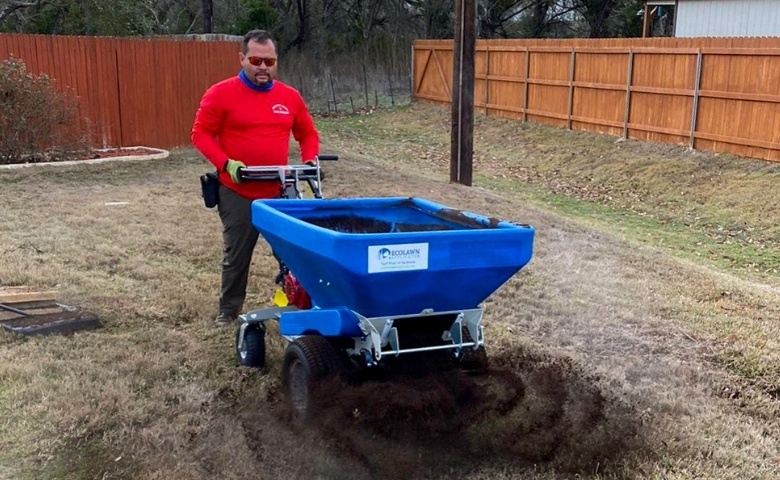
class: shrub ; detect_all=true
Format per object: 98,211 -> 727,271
0,57 -> 91,165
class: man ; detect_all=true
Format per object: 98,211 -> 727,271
191,30 -> 320,326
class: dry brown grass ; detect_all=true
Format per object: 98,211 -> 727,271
1,103 -> 779,479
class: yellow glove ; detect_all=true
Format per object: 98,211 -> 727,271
224,159 -> 246,184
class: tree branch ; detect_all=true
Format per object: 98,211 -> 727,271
0,0 -> 41,23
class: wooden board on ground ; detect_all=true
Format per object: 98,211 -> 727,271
0,287 -> 100,336
0,289 -> 59,305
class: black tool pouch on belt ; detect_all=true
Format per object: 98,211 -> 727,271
200,171 -> 219,208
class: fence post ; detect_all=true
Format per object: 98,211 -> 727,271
623,48 -> 634,140
115,44 -> 124,147
689,48 -> 703,149
409,42 -> 418,101
523,48 -> 530,123
363,64 -> 369,108
484,45 -> 490,115
410,43 -> 414,102
387,68 -> 395,106
329,73 -> 338,114
567,48 -> 576,130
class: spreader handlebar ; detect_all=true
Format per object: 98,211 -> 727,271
238,164 -> 318,182
237,154 -> 338,199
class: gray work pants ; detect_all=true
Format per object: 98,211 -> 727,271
217,184 -> 259,316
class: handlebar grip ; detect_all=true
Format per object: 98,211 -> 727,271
317,154 -> 338,161
238,168 -> 279,181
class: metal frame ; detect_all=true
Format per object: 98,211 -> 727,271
236,306 -> 299,353
238,306 -> 485,369
348,308 -> 484,366
240,163 -> 323,199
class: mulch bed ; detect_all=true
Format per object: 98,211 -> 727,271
82,147 -> 159,159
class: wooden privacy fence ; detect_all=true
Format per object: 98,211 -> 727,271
414,37 -> 780,162
0,34 -> 241,149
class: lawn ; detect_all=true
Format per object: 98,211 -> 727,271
0,102 -> 778,479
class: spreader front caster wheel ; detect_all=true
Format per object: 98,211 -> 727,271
281,335 -> 343,419
235,323 -> 266,368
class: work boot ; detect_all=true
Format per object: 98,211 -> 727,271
214,311 -> 237,327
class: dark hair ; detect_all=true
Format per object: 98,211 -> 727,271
242,30 -> 276,53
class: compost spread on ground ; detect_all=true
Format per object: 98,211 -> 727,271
249,347 -> 644,478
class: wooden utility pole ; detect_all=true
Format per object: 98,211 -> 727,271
450,0 -> 476,186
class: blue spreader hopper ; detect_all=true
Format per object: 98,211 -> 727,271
242,196 -> 535,366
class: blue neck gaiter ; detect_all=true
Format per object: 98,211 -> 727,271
239,70 -> 274,92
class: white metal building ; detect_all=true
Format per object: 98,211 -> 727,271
644,0 -> 780,38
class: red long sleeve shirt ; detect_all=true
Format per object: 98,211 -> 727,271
191,75 -> 319,199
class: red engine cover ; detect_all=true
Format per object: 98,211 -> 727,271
283,272 -> 311,310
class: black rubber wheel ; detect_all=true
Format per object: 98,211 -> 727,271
235,323 -> 266,368
281,336 -> 343,419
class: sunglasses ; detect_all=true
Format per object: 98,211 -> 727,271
247,56 -> 276,67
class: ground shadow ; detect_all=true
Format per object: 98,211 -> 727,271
251,345 -> 652,479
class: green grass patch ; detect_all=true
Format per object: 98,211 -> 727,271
478,173 -> 780,283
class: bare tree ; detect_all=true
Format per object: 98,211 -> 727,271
478,0 -> 530,38
1,0 -> 644,45
404,0 -> 454,39
577,0 -> 616,37
0,0 -> 42,22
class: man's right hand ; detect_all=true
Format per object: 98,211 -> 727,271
304,160 -> 324,180
224,159 -> 246,183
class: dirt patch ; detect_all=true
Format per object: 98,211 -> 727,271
257,347 -> 645,479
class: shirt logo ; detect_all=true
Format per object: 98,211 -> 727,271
272,104 -> 290,115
